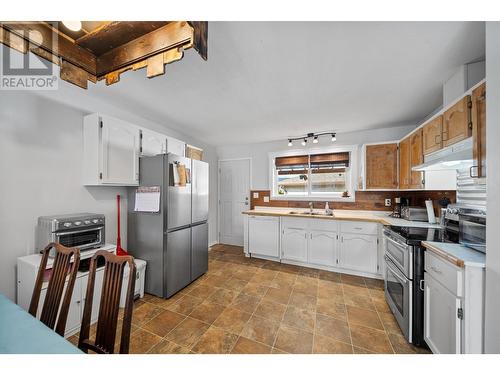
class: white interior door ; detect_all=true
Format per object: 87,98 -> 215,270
219,159 -> 251,246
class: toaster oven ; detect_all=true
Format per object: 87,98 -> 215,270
37,213 -> 105,255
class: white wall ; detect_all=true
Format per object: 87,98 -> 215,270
216,124 -> 417,190
0,90 -> 218,302
484,22 -> 500,354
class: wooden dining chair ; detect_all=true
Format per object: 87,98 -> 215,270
29,242 -> 81,336
78,250 -> 136,354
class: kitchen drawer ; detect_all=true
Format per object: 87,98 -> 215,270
340,220 -> 378,236
282,216 -> 308,229
425,251 -> 463,297
309,218 -> 337,232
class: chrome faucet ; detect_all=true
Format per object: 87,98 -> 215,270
309,202 -> 314,214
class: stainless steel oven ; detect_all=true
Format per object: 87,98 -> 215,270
37,213 -> 105,255
384,255 -> 412,341
383,228 -> 413,278
459,207 -> 486,253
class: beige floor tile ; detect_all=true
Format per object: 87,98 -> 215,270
263,286 -> 292,305
378,311 -> 404,335
167,295 -> 204,315
282,305 -> 316,332
148,339 -> 191,354
230,337 -> 273,354
349,323 -> 394,354
388,332 -> 431,354
274,324 -> 313,354
222,277 -> 249,292
129,329 -> 162,354
241,282 -> 269,297
346,305 -> 384,330
341,274 -> 366,287
132,302 -> 164,327
288,291 -> 317,311
254,300 -> 287,322
230,292 -> 262,314
191,326 -> 239,354
165,317 -> 210,348
318,270 -> 342,283
142,310 -> 186,337
206,288 -> 239,306
316,298 -> 347,321
313,334 -> 354,354
212,307 -> 252,335
315,313 -> 351,344
189,301 -> 226,324
240,315 -> 280,346
187,284 -> 218,299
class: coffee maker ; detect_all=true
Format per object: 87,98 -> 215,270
390,197 -> 409,218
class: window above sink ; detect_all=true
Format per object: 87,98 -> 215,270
269,145 -> 358,202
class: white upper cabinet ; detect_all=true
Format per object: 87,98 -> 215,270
141,129 -> 167,156
166,136 -> 186,156
100,115 -> 140,185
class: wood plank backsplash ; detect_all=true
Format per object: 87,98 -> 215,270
250,190 -> 456,213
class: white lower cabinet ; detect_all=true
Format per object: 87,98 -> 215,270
424,272 -> 461,354
338,233 -> 378,274
308,230 -> 337,267
248,215 -> 280,258
282,227 -> 308,262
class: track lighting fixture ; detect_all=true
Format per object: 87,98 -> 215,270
286,132 -> 336,147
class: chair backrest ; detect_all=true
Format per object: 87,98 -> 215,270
78,250 -> 136,354
29,242 -> 80,336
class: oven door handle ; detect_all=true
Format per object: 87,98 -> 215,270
384,255 -> 409,285
54,226 -> 104,236
384,234 -> 409,251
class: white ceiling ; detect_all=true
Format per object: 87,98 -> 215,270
85,22 -> 485,146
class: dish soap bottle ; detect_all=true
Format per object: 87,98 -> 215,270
325,202 -> 332,216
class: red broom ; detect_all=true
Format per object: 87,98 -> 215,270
116,194 -> 128,256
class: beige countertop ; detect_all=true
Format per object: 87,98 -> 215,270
243,207 -> 442,228
422,241 -> 486,268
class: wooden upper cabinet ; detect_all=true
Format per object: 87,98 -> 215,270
443,96 -> 472,147
422,115 -> 443,155
365,143 -> 398,189
409,129 -> 424,189
399,137 -> 411,189
471,83 -> 486,178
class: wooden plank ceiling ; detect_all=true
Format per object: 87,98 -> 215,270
0,21 -> 207,89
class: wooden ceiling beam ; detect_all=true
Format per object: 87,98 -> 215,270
96,21 -> 193,77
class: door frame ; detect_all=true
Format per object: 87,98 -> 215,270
217,157 -> 253,245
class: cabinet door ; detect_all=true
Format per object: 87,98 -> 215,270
338,234 -> 378,274
399,137 -> 410,189
141,129 -> 166,156
101,115 -> 140,185
424,273 -> 462,354
282,227 -> 308,262
309,230 -> 337,267
166,136 -> 186,156
248,216 -> 280,258
443,96 -> 472,147
365,143 -> 398,189
471,83 -> 486,178
422,115 -> 443,155
64,277 -> 83,335
409,129 -> 424,189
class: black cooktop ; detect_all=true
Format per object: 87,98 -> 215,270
387,225 -> 459,245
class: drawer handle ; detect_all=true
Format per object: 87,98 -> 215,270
353,227 -> 363,230
430,266 -> 442,274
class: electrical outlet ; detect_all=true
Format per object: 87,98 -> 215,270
253,192 -> 259,199
263,196 -> 270,203
385,198 -> 391,207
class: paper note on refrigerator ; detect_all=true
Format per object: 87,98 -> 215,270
134,186 -> 161,212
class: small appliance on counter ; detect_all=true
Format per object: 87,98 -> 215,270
36,213 -> 105,257
389,197 -> 409,218
401,206 -> 428,222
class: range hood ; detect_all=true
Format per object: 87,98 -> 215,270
412,137 -> 473,171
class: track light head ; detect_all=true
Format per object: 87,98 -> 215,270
331,133 -> 337,142
288,139 -> 293,147
301,138 -> 307,146
313,136 -> 319,144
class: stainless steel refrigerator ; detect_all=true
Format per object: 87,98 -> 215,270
127,154 -> 209,298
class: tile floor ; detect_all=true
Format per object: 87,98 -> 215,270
69,244 -> 430,354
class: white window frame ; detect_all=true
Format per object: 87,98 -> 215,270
269,145 -> 358,202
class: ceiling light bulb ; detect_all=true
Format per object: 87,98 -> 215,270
301,138 -> 307,146
288,139 -> 293,147
62,21 -> 82,32
313,136 -> 319,144
331,134 -> 337,142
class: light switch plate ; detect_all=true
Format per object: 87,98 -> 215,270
253,192 -> 259,199
263,196 -> 270,203
385,198 -> 391,207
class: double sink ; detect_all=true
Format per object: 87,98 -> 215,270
288,210 -> 334,217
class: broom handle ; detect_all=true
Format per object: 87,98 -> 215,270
117,194 -> 121,247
